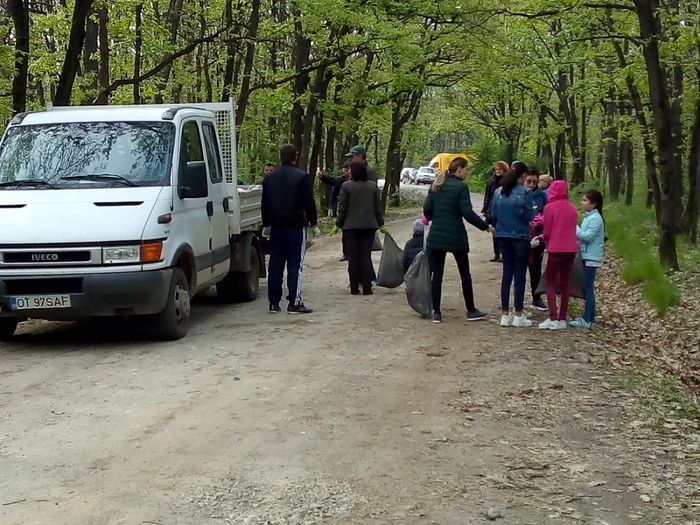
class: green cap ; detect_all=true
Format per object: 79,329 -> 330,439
346,145 -> 367,157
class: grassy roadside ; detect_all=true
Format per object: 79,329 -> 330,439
604,199 -> 683,315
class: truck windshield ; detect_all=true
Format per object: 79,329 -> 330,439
0,121 -> 175,189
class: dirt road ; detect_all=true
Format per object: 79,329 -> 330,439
2,201 -> 698,525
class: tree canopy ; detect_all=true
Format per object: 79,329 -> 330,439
2,0 -> 699,267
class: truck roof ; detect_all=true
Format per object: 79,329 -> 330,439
16,106 -> 214,126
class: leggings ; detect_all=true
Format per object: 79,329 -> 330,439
427,249 -> 476,314
545,252 -> 576,321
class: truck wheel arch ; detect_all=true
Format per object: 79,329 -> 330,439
171,243 -> 197,290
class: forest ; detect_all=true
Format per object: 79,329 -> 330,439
1,0 -> 699,270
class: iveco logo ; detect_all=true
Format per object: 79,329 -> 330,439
30,253 -> 59,261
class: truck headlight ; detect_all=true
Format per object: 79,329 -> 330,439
102,246 -> 140,264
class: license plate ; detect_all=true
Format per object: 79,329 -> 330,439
10,295 -> 71,310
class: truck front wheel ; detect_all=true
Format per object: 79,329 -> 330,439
0,318 -> 18,340
216,247 -> 260,303
150,268 -> 191,340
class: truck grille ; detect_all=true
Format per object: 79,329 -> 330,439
0,247 -> 101,267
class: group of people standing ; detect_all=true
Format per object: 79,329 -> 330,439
261,144 -> 605,331
477,160 -> 605,329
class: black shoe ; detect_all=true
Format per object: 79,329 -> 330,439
339,255 -> 349,262
467,309 -> 487,321
532,299 -> 548,311
269,303 -> 281,314
288,303 -> 313,315
433,312 -> 442,323
351,290 -> 361,296
490,256 -> 502,263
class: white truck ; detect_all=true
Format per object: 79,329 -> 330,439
0,101 -> 265,340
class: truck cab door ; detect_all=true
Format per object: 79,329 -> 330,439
201,121 -> 230,281
177,120 -> 214,290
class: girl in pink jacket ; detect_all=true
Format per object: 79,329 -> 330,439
540,181 -> 578,330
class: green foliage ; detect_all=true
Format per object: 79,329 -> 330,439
606,200 -> 681,316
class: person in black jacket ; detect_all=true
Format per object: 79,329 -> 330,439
330,162 -> 385,295
403,219 -> 426,273
318,161 -> 351,262
482,161 -> 508,262
262,144 -> 319,314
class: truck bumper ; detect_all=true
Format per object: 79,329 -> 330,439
0,269 -> 173,321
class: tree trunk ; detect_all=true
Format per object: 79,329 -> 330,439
290,13 -> 311,152
603,96 -> 622,200
299,68 -> 332,173
93,6 -> 110,104
221,0 -> 236,101
634,0 -> 683,269
9,0 -> 30,114
54,0 -> 95,106
325,125 -> 336,172
133,4 -> 143,104
682,76 -> 700,243
235,0 -> 260,127
154,0 -> 185,104
83,7 -> 98,93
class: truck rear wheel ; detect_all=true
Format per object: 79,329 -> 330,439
0,318 -> 18,340
150,268 -> 191,340
216,247 -> 260,303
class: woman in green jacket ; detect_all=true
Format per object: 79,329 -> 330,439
423,157 -> 492,323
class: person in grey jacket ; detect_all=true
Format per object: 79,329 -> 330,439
331,162 -> 386,295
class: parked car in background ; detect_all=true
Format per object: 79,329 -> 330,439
415,166 -> 436,185
401,168 -> 418,184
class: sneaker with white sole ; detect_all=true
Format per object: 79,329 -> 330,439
569,318 -> 592,329
539,319 -> 556,330
552,320 -> 567,330
500,315 -> 513,327
512,315 -> 532,328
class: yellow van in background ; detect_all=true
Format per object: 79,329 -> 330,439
429,153 -> 475,175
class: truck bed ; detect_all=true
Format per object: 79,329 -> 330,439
234,184 -> 262,232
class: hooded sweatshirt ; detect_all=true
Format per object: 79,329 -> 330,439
543,180 -> 578,253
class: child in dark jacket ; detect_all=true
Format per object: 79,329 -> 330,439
525,169 -> 548,311
403,218 -> 427,273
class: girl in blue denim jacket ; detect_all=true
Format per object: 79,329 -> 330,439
570,190 -> 605,329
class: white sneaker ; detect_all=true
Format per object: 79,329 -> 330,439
500,315 -> 513,327
552,320 -> 567,330
512,315 -> 532,328
539,319 -> 556,330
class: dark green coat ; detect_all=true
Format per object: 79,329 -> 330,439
423,174 -> 489,253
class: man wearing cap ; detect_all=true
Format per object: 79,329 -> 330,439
262,144 -> 320,314
346,145 -> 377,182
318,162 -> 352,261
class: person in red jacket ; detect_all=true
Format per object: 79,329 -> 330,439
540,180 -> 578,330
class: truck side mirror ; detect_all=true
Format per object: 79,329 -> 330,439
179,161 -> 208,199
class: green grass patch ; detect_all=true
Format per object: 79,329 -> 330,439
605,200 -> 681,316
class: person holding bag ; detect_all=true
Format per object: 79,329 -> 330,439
330,162 -> 385,296
423,157 -> 490,324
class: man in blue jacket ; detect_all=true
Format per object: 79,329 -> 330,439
262,144 -> 320,314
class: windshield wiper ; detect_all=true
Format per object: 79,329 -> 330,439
61,173 -> 137,187
0,179 -> 57,189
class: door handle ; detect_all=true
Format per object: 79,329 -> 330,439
206,201 -> 214,217
222,198 -> 230,212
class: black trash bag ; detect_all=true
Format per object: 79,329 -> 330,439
405,250 -> 433,318
377,232 -> 404,288
372,231 -> 383,252
534,251 -> 585,299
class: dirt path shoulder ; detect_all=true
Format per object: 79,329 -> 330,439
1,201 -> 698,525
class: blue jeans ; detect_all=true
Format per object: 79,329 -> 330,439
499,238 -> 530,312
268,226 -> 307,306
583,265 -> 598,323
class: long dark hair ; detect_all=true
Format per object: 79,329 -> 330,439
350,162 -> 369,182
583,189 -> 604,220
501,161 -> 528,197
